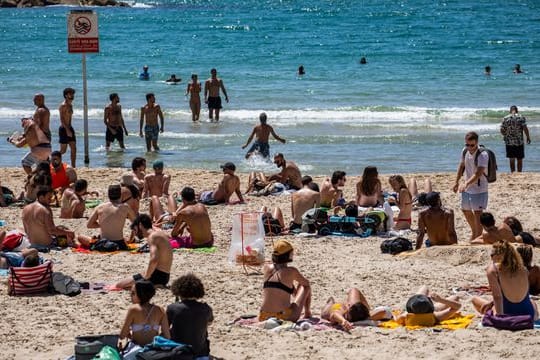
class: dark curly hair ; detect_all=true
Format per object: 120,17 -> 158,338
171,273 -> 205,300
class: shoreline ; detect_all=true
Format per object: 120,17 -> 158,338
1,168 -> 540,359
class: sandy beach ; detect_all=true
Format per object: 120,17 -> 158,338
1,167 -> 540,360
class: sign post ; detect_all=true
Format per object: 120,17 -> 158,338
67,10 -> 99,165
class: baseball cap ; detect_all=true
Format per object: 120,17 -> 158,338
220,162 -> 236,171
273,240 -> 293,256
425,192 -> 441,207
120,172 -> 134,186
406,294 -> 435,314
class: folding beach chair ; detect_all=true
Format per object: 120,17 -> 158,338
8,261 -> 53,296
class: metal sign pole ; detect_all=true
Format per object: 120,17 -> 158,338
82,53 -> 89,165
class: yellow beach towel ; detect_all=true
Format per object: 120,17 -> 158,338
379,313 -> 474,330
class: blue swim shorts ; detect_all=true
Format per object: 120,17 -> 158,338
461,191 -> 488,211
144,124 -> 160,141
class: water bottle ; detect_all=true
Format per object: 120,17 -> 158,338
383,201 -> 394,231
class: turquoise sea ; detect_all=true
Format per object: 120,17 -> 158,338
0,0 -> 539,174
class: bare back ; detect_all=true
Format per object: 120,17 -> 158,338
88,202 -> 135,240
148,231 -> 173,274
213,174 -> 240,203
418,207 -> 457,246
292,188 -> 320,224
319,179 -> 339,208
22,201 -> 55,246
173,203 -> 213,246
144,173 -> 170,197
282,161 -> 302,189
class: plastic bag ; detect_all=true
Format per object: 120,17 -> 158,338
228,212 -> 265,265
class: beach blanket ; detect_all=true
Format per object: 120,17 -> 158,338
452,285 -> 491,296
379,312 -> 474,330
72,243 -> 139,255
85,199 -> 102,209
231,316 -> 378,332
173,246 -> 217,254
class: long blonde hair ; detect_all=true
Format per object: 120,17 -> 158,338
492,240 -> 524,274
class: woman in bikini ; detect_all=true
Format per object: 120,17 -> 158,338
472,240 -> 538,320
259,240 -> 312,322
388,175 -> 413,230
356,166 -> 383,207
322,287 -> 391,330
186,74 -> 201,122
120,280 -> 170,359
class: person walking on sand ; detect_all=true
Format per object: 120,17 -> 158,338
186,74 -> 201,122
58,87 -> 77,167
500,105 -> 531,173
242,112 -> 286,159
453,131 -> 489,240
204,68 -> 229,122
140,93 -> 164,152
9,118 -> 51,175
104,93 -> 128,151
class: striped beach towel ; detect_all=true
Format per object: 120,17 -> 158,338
8,261 -> 52,296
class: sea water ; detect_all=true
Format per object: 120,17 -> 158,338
0,0 -> 538,175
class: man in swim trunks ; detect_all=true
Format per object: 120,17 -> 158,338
9,118 -> 51,175
171,187 -> 214,248
268,153 -> 303,190
453,131 -> 489,240
116,214 -> 173,289
85,184 -> 136,250
58,87 -> 77,167
139,93 -> 164,152
500,105 -> 531,173
22,187 -> 76,250
204,68 -> 229,122
290,176 -> 320,230
416,192 -> 457,249
143,160 -> 170,198
31,93 -> 51,143
320,171 -> 346,208
199,162 -> 244,205
242,112 -> 286,159
60,179 -> 88,219
104,93 -> 128,151
471,212 -> 516,245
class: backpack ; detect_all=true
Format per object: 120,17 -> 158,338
75,335 -> 119,360
380,237 -> 413,255
301,208 -> 328,233
52,271 -> 81,296
136,336 -> 193,360
1,231 -> 24,251
91,239 -> 119,252
359,210 -> 387,235
462,145 -> 497,183
317,216 -> 358,236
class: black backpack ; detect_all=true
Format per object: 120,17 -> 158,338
380,237 -> 413,255
461,145 -> 497,183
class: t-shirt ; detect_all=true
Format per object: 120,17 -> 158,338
166,300 -> 214,357
501,114 -> 527,146
0,252 -> 24,267
461,148 -> 489,194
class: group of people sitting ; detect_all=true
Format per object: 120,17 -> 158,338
259,239 -> 539,330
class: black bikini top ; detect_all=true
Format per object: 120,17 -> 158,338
263,270 -> 294,294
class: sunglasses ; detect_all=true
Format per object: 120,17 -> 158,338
464,143 -> 476,148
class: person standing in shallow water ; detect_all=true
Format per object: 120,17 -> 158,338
140,93 -> 164,152
500,105 -> 531,173
204,68 -> 229,122
104,93 -> 128,151
58,87 -> 77,167
186,74 -> 201,122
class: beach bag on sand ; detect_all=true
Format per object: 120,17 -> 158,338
301,208 -> 328,233
91,239 -> 119,252
136,336 -> 193,360
359,210 -> 386,235
481,310 -> 533,331
75,335 -> 119,360
92,345 -> 121,360
8,261 -> 53,296
1,230 -> 25,251
380,237 -> 413,255
52,271 -> 81,297
228,212 -> 265,266
462,145 -> 497,183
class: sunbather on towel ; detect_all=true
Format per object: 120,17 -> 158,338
322,287 -> 391,330
259,240 -> 312,322
394,286 -> 461,327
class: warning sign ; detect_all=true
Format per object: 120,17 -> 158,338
67,10 -> 99,53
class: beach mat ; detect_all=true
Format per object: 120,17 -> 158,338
72,243 -> 139,255
173,246 -> 217,254
379,312 -> 474,330
80,282 -> 122,295
231,316 -> 377,332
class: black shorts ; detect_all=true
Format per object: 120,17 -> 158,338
133,269 -> 170,286
59,126 -> 76,144
207,96 -> 222,110
262,214 -> 282,235
506,144 -> 524,159
106,126 -> 124,143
